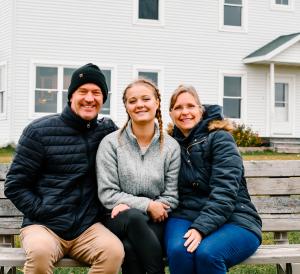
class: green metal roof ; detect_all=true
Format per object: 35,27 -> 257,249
244,32 -> 300,59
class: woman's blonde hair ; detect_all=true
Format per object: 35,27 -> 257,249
169,84 -> 204,114
120,78 -> 164,148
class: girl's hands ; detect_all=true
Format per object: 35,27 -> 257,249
111,203 -> 130,218
147,200 -> 170,222
184,228 -> 202,253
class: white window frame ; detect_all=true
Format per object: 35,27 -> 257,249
133,0 -> 165,26
271,0 -> 294,11
219,0 -> 248,33
219,70 -> 247,122
0,61 -> 7,120
29,61 -> 116,120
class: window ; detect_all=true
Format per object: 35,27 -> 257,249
271,0 -> 294,10
0,63 -> 6,115
220,0 -> 248,32
33,64 -> 113,116
223,76 -> 242,119
133,0 -> 164,26
138,71 -> 158,86
139,0 -> 159,20
276,0 -> 289,5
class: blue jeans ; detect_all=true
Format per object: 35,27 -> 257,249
164,218 -> 260,274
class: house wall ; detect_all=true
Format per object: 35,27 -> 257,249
0,0 -> 12,146
272,42 -> 300,64
5,0 -> 300,144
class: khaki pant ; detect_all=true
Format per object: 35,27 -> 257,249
20,223 -> 124,274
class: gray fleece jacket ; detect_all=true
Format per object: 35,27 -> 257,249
96,121 -> 181,213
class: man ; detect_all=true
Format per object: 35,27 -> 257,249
4,63 -> 124,274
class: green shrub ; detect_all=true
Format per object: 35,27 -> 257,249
232,123 -> 263,147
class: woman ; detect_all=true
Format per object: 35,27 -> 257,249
164,85 -> 262,274
96,79 -> 181,274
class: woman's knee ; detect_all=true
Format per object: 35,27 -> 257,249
123,208 -> 148,227
196,246 -> 224,269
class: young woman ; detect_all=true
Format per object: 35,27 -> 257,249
96,79 -> 181,274
164,84 -> 262,274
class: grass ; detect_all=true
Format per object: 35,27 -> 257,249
241,150 -> 300,161
4,147 -> 300,273
0,145 -> 15,163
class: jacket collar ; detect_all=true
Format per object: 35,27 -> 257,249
60,104 -> 98,131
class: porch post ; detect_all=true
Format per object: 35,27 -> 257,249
269,62 -> 275,136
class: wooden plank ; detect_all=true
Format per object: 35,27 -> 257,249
0,248 -> 87,267
244,160 -> 300,177
252,196 -> 300,214
0,217 -> 22,234
247,177 -> 300,195
0,181 -> 4,198
0,164 -> 9,180
241,244 -> 300,264
0,200 -> 22,216
260,214 -> 300,231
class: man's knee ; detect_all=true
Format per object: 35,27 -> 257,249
24,246 -> 57,273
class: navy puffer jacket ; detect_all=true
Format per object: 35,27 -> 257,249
5,105 -> 117,240
170,105 -> 262,241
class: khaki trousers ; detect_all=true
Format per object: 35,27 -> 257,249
20,223 -> 124,274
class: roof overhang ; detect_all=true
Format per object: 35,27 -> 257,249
243,33 -> 300,65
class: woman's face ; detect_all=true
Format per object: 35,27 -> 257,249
170,92 -> 202,137
125,84 -> 159,124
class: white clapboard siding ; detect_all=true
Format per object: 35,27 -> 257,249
1,1 -> 300,144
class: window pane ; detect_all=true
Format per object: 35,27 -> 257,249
276,0 -> 289,4
63,68 -> 76,90
62,91 -> 68,108
138,71 -> 158,86
275,83 -> 286,102
35,90 -> 57,113
101,93 -> 111,115
224,76 -> 241,97
102,70 -> 111,90
139,0 -> 159,20
0,91 -> 3,113
224,6 -> 241,26
223,98 -> 241,118
36,67 -> 57,89
225,0 -> 242,4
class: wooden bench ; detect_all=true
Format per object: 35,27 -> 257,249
1,160 -> 300,274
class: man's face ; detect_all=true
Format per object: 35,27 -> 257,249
70,83 -> 103,121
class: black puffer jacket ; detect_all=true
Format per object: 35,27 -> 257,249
171,105 -> 262,241
4,105 -> 117,240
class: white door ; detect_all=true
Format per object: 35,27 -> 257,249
271,76 -> 294,135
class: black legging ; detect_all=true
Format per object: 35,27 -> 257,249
104,208 -> 165,274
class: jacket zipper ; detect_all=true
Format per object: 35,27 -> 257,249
186,136 -> 208,155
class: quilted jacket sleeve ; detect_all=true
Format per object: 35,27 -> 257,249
4,125 -> 44,219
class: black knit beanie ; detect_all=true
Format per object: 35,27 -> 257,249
68,63 -> 108,103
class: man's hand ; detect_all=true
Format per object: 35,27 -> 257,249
147,201 -> 170,222
184,228 -> 202,253
111,204 -> 130,218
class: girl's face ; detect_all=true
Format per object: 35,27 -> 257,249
170,92 -> 202,137
125,84 -> 159,124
